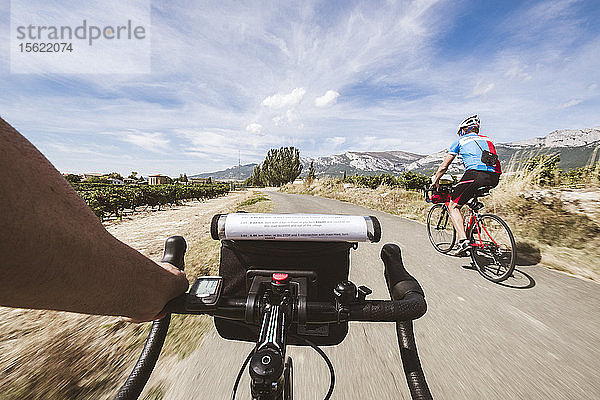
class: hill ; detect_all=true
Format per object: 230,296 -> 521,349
302,150 -> 424,177
191,127 -> 600,179
190,163 -> 257,181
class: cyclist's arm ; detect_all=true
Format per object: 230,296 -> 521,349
431,153 -> 455,187
0,118 -> 188,321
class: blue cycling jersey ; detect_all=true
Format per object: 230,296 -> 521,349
448,133 -> 501,173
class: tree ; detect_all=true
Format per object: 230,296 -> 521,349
304,161 -> 316,185
246,147 -> 302,187
308,161 -> 316,180
261,146 -> 303,186
65,174 -> 81,184
106,172 -> 124,181
128,171 -> 138,180
246,164 -> 264,187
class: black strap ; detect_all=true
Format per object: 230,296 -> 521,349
470,135 -> 486,152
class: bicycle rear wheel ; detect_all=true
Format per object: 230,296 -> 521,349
427,203 -> 456,253
469,214 -> 516,282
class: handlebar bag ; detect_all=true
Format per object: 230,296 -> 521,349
215,240 -> 355,346
431,192 -> 450,203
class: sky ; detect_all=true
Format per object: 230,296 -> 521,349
1,0 -> 599,177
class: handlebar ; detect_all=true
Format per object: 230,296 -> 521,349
114,238 -> 432,400
164,295 -> 426,323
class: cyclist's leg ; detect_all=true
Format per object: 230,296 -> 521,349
449,170 -> 479,241
447,201 -> 467,241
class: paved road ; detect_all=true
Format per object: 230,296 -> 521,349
164,192 -> 600,399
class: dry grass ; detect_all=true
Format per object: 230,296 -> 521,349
486,171 -> 600,281
283,176 -> 600,282
0,191 -> 267,400
282,180 -> 430,221
235,191 -> 274,213
0,309 -> 150,400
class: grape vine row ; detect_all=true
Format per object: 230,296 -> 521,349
72,182 -> 230,221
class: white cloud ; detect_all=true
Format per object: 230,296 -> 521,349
262,88 -> 306,109
272,109 -> 301,127
505,63 -> 532,81
468,82 -> 495,98
245,123 -> 263,134
588,83 -> 598,91
557,99 -> 582,109
121,132 -> 170,152
326,137 -> 346,147
315,90 -> 340,107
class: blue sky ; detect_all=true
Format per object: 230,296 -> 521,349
1,0 -> 599,176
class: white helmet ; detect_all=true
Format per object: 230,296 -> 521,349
457,114 -> 480,135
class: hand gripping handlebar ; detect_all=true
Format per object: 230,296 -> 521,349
113,236 -> 187,400
381,243 -> 433,400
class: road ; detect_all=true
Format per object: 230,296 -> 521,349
164,191 -> 600,399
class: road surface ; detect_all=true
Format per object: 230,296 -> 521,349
164,191 -> 600,399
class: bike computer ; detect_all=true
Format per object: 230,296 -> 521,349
190,276 -> 223,306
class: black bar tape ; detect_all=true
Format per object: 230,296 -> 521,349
350,297 -> 426,322
161,236 -> 187,270
396,320 -> 434,400
113,317 -> 171,400
381,243 -> 424,300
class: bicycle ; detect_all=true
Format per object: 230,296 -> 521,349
113,214 -> 433,400
425,184 -> 516,283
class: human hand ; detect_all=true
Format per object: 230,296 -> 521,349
123,261 -> 189,323
430,175 -> 439,190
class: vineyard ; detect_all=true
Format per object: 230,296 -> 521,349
72,182 -> 230,221
343,172 -> 431,190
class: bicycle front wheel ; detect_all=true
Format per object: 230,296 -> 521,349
469,214 -> 516,282
427,203 -> 456,253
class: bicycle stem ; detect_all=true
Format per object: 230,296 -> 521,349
249,282 -> 292,399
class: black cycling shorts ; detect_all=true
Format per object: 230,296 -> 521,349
451,169 -> 500,206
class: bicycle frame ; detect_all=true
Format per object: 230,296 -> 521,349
464,206 -> 499,250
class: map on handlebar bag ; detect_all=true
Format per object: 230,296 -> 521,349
223,213 -> 371,241
212,213 -> 381,243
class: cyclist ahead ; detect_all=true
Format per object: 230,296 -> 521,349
431,115 -> 502,255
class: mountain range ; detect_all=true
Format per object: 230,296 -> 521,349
192,127 -> 600,180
